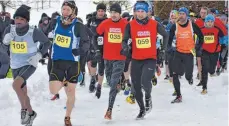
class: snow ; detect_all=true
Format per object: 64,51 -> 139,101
0,63 -> 228,126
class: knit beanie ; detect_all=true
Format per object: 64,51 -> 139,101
205,14 -> 215,22
110,3 -> 121,14
178,7 -> 189,16
135,1 -> 149,13
96,3 -> 106,12
13,4 -> 31,22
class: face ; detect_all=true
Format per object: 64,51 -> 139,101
110,11 -> 121,21
97,9 -> 105,19
14,16 -> 27,28
62,5 -> 73,18
206,20 -> 214,27
178,12 -> 187,23
170,15 -> 177,23
43,20 -> 49,24
200,9 -> 208,19
136,10 -> 147,20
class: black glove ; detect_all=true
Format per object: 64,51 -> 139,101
95,50 -> 102,62
120,48 -> 129,57
72,49 -> 80,56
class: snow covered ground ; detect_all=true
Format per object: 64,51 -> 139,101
0,63 -> 228,126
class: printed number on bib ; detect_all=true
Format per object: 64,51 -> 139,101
97,36 -> 104,45
136,37 -> 151,49
10,41 -> 27,54
55,34 -> 71,48
108,33 -> 122,43
204,35 -> 214,44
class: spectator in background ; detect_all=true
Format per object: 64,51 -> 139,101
189,12 -> 197,22
122,12 -> 130,21
0,11 -> 12,79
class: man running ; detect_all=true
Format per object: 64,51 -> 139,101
86,3 -> 107,93
198,14 -> 225,94
94,3 -> 128,119
121,1 -> 168,119
3,4 -> 51,126
49,1 -> 89,126
168,7 -> 204,103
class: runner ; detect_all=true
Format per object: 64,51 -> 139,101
3,4 -> 51,125
77,17 -> 94,87
49,1 -> 89,126
121,1 -> 168,119
165,10 -> 178,96
219,14 -> 228,72
168,7 -> 204,103
86,3 -> 107,93
94,3 -> 128,119
198,14 -> 225,94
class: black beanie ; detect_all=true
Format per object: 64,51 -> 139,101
13,4 -> 31,22
62,0 -> 76,10
96,3 -> 106,12
110,3 -> 121,14
122,12 -> 130,18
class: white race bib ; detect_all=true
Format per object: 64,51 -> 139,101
97,36 -> 104,45
128,39 -> 132,45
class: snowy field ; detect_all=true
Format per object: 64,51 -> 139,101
0,63 -> 228,126
0,1 -> 228,126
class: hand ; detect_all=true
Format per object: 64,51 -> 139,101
27,52 -> 42,67
120,48 -> 128,57
3,33 -> 14,45
48,31 -> 54,39
72,49 -> 80,56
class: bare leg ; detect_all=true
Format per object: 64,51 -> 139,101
64,83 -> 76,117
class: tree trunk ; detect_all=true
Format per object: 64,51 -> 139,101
1,2 -> 6,12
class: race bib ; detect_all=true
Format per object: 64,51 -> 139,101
55,34 -> 71,48
136,37 -> 151,49
108,32 -> 122,43
10,41 -> 28,54
204,35 -> 214,44
97,36 -> 104,45
128,39 -> 132,45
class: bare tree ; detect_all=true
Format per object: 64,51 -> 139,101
0,1 -> 16,12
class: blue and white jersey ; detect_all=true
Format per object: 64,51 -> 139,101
51,16 -> 80,61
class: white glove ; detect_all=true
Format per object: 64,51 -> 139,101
27,52 -> 42,68
48,31 -> 54,39
3,33 -> 14,45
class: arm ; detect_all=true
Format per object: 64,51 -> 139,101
75,22 -> 90,55
157,22 -> 169,51
167,24 -> 176,50
2,25 -> 11,45
122,23 -> 131,51
94,21 -> 105,51
85,25 -> 94,39
33,28 -> 51,55
192,22 -> 204,57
